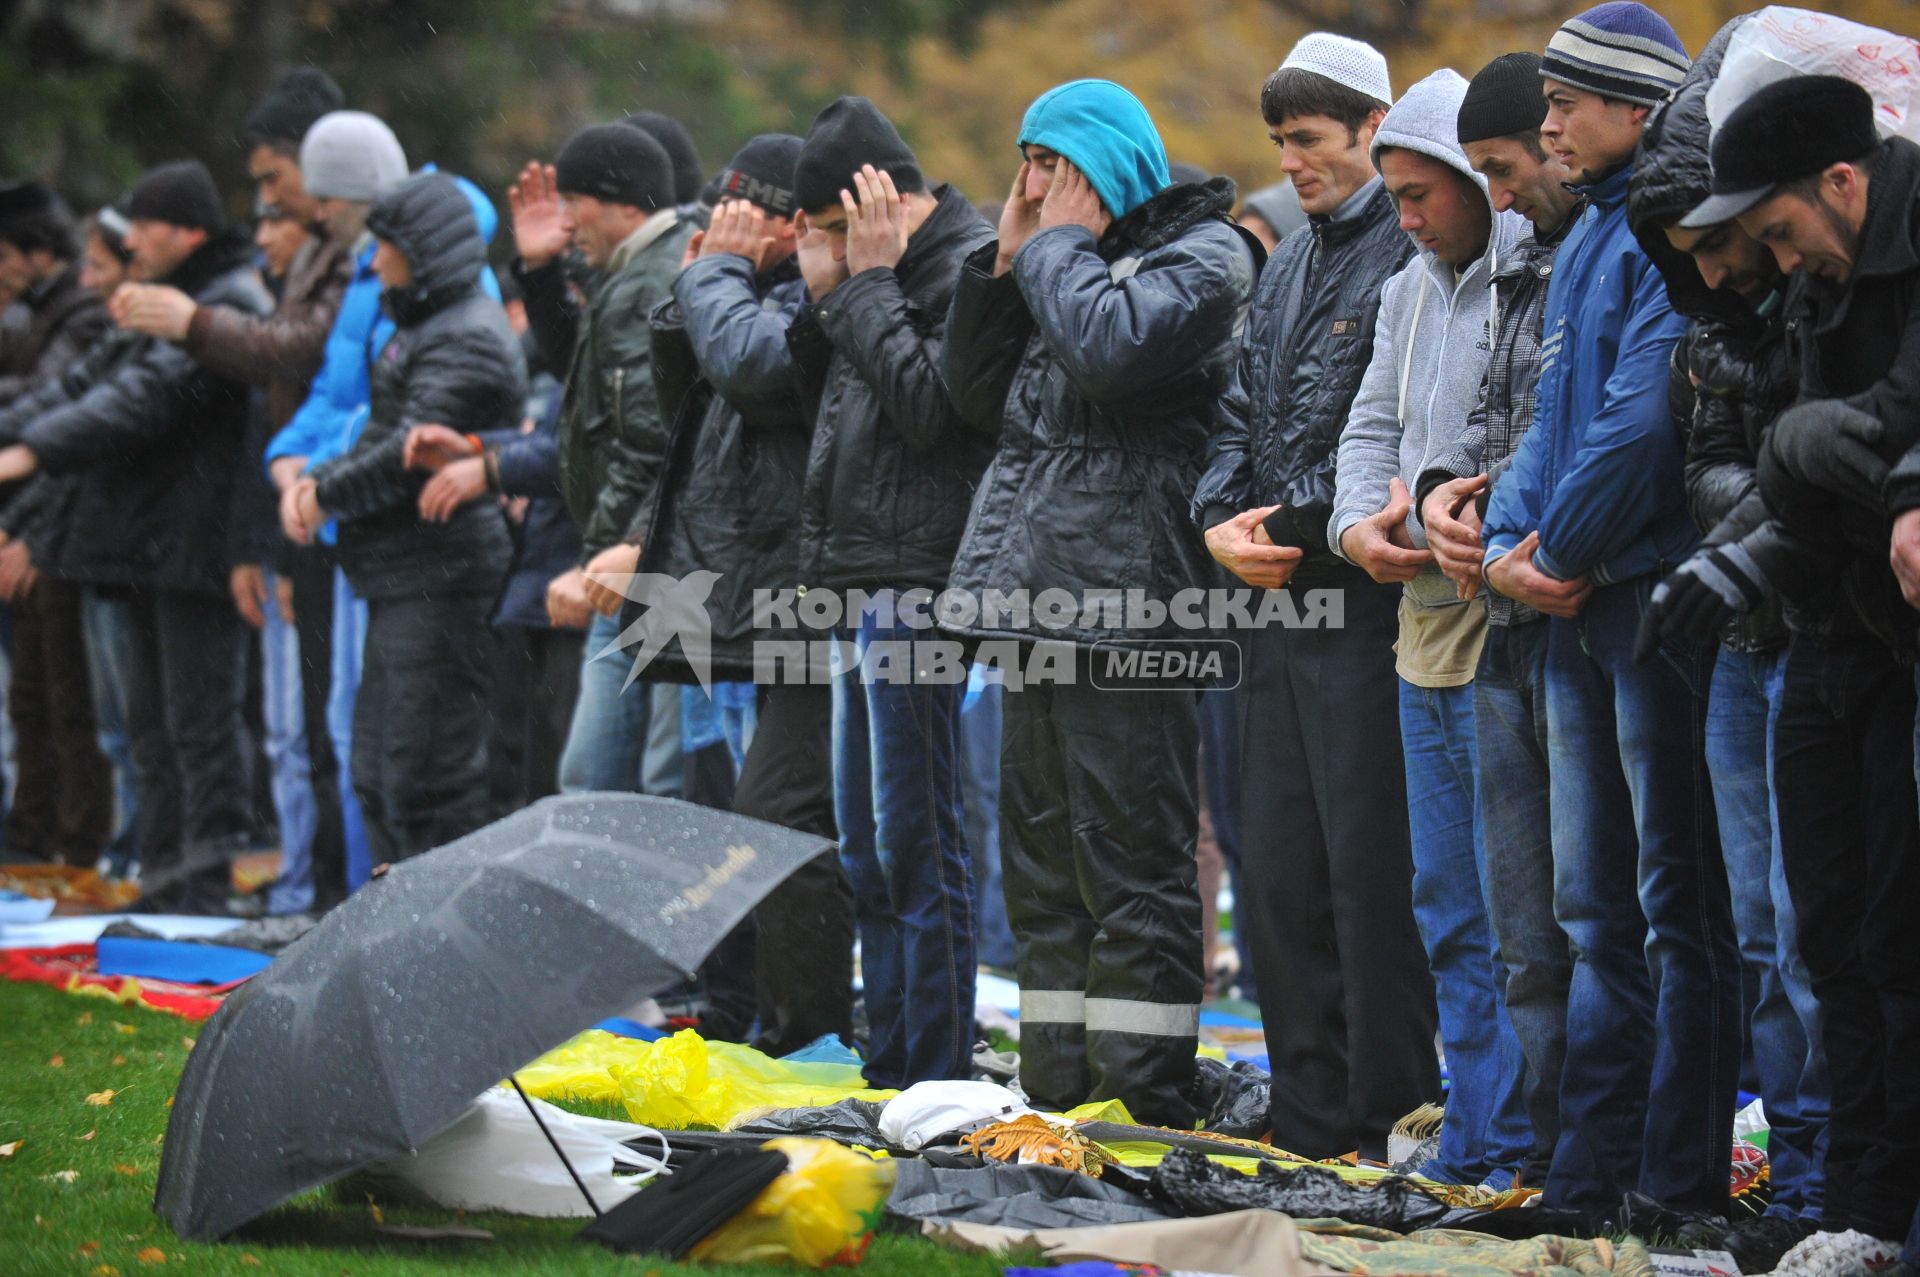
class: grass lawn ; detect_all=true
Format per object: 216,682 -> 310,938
0,979 -> 1019,1277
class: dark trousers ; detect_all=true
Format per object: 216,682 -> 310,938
1239,570 -> 1439,1159
487,624 -> 584,816
350,593 -> 495,864
1002,666 -> 1204,1128
1774,633 -> 1920,1240
289,545 -> 346,909
4,579 -> 111,861
123,589 -> 251,908
735,680 -> 854,1057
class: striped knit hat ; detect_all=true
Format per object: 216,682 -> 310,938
1541,2 -> 1688,109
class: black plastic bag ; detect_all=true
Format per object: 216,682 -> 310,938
1148,1146 -> 1452,1232
579,1147 -> 788,1257
1187,1057 -> 1273,1140
728,1098 -> 890,1146
887,1159 -> 1170,1231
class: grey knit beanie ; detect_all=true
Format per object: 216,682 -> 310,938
299,110 -> 409,202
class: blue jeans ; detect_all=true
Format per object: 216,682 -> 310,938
682,683 -> 758,773
260,569 -> 318,916
330,568 -> 372,891
1543,578 -> 1741,1215
558,611 -> 682,796
961,669 -> 1016,970
1400,678 -> 1532,1185
1473,620 -> 1566,1183
80,589 -> 141,869
831,592 -> 975,1087
1704,644 -> 1828,1220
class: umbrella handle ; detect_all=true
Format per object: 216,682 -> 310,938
508,1075 -> 604,1217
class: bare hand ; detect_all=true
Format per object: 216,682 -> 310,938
1339,478 -> 1433,584
1037,158 -> 1111,238
583,542 -> 642,617
508,160 -> 570,270
269,454 -> 308,494
1205,505 -> 1306,590
274,572 -> 295,625
0,537 -> 36,602
230,563 -> 269,629
0,445 -> 39,484
843,165 -> 911,275
403,423 -> 477,472
1893,508 -> 1920,608
112,283 -> 198,343
284,478 -> 324,547
546,566 -> 594,630
994,161 -> 1042,276
701,199 -> 779,271
794,214 -> 847,301
1484,530 -> 1592,618
418,455 -> 488,522
1422,475 -> 1488,600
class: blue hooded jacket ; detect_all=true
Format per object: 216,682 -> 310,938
1482,163 -> 1692,586
1017,80 -> 1170,220
265,169 -> 501,541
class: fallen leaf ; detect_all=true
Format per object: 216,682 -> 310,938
49,1169 -> 79,1182
77,1012 -> 93,1025
49,1053 -> 64,1068
115,1164 -> 140,1176
180,1038 -> 196,1051
85,1090 -> 116,1106
112,1055 -> 126,1066
79,1129 -> 96,1141
239,1255 -> 261,1266
115,1022 -> 137,1036
0,1139 -> 21,1158
91,1266 -> 119,1277
77,1241 -> 100,1256
136,1246 -> 166,1264
164,1097 -> 173,1108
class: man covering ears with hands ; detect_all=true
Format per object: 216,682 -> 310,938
783,96 -> 995,1090
941,79 -> 1259,1127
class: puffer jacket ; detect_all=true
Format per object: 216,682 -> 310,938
310,172 -> 524,600
526,211 -> 696,560
1192,175 -> 1414,569
1481,161 -> 1691,587
628,252 -> 814,680
0,262 -> 109,406
1626,16 -> 1793,651
943,177 -> 1260,649
3,233 -> 271,597
787,185 -> 996,595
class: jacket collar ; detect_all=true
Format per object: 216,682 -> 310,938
1845,138 -> 1920,286
159,231 -> 253,298
1309,176 -> 1395,247
608,208 -> 681,275
1098,176 -> 1236,260
897,184 -> 982,280
1574,161 -> 1634,212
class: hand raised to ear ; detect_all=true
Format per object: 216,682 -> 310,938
1036,159 -> 1111,237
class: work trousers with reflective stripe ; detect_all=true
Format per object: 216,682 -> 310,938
1002,669 -> 1203,1128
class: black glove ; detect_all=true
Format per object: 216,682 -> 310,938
1762,399 -> 1889,514
1633,542 -> 1768,664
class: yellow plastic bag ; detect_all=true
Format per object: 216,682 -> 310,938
690,1137 -> 896,1267
517,1029 -> 892,1130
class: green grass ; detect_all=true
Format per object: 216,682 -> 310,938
0,980 -> 1020,1276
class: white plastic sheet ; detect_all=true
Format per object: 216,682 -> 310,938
366,1087 -> 670,1218
1708,8 -> 1920,145
878,1079 -> 1034,1151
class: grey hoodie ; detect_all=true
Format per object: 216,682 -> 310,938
1327,68 -> 1528,612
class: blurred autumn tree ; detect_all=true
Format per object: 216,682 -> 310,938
4,0 -> 1916,224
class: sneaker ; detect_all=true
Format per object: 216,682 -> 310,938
1723,1215 -> 1815,1275
1773,1229 -> 1905,1277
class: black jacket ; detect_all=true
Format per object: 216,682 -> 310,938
1627,19 -> 1797,650
0,234 -> 271,597
0,262 -> 110,406
310,173 -> 524,601
787,185 -> 996,594
1761,137 -> 1920,658
1192,176 -> 1414,569
943,178 -> 1260,650
629,252 -> 813,680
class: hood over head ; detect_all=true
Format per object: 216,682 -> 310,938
1018,79 -> 1171,220
366,170 -> 483,305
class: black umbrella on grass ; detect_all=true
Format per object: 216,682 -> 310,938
154,794 -> 833,1241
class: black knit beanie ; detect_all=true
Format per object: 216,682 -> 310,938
1458,52 -> 1548,146
243,67 -> 344,148
709,134 -> 804,217
554,123 -> 675,212
128,160 -> 226,232
794,97 -> 924,215
623,111 -> 704,206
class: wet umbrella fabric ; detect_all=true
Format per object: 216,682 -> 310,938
154,794 -> 834,1241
